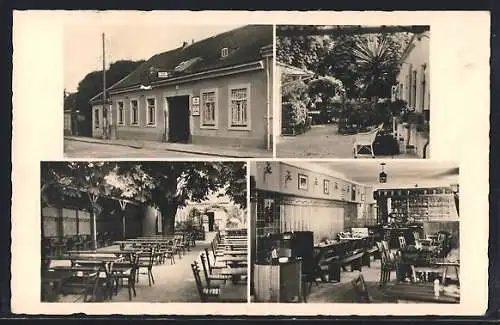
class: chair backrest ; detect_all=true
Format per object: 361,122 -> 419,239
191,263 -> 205,301
398,236 -> 406,249
138,247 -> 155,267
199,253 -> 211,284
204,248 -> 213,274
351,273 -> 370,303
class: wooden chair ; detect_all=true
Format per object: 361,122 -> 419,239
204,248 -> 226,271
59,270 -> 101,302
112,253 -> 139,301
351,273 -> 371,303
353,123 -> 384,158
136,247 -> 155,286
199,254 -> 231,286
191,263 -> 220,302
377,241 -> 399,287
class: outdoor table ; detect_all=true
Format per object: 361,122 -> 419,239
218,283 -> 247,303
224,250 -> 247,256
71,255 -> 125,264
431,259 -> 460,284
220,267 -> 248,284
41,269 -> 81,302
382,282 -> 459,303
217,256 -> 247,262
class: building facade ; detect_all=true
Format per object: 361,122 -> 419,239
91,25 -> 273,150
392,30 -> 430,158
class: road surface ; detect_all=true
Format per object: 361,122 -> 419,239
64,140 -> 220,158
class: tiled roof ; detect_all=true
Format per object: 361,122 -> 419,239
107,24 -> 272,93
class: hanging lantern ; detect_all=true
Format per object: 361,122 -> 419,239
379,162 -> 387,183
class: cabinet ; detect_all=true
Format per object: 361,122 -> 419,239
253,260 -> 302,302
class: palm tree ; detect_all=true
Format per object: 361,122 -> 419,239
351,33 -> 409,101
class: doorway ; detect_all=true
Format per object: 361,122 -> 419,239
167,95 -> 190,143
206,212 -> 215,232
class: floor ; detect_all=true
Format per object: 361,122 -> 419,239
305,257 -> 460,303
55,232 -> 247,303
276,124 -> 419,159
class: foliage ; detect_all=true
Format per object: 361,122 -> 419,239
74,60 -> 145,135
41,161 -> 247,234
277,31 -> 411,99
307,76 -> 345,123
282,79 -> 310,135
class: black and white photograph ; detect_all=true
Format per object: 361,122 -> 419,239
276,25 -> 430,158
250,161 -> 459,303
63,24 -> 273,158
40,161 -> 248,303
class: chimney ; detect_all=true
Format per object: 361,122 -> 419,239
182,41 -> 188,48
191,39 -> 194,44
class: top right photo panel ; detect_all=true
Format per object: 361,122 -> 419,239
276,25 -> 430,159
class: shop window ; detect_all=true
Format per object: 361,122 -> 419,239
130,99 -> 139,125
117,101 -> 124,125
229,85 -> 250,129
146,97 -> 156,126
201,90 -> 217,128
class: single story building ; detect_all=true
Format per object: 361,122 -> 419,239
90,25 -> 273,150
392,30 -> 430,158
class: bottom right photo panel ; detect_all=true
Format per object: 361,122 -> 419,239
249,160 -> 459,304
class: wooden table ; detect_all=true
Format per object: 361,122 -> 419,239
382,282 -> 459,303
224,250 -> 248,256
218,283 -> 247,302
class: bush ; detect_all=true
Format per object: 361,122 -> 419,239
282,79 -> 310,135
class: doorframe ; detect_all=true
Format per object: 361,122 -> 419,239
163,89 -> 193,143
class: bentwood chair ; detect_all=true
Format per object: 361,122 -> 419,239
199,253 -> 231,287
136,247 -> 155,286
353,123 -> 384,158
351,273 -> 371,303
112,253 -> 139,300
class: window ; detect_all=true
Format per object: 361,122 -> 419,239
94,108 -> 99,128
229,86 -> 250,128
146,97 -> 156,126
201,90 -> 217,127
117,101 -> 124,125
221,47 -> 228,58
130,99 -> 139,125
421,65 -> 427,111
412,70 -> 417,108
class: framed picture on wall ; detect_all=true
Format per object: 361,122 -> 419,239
323,179 -> 330,194
298,174 -> 308,191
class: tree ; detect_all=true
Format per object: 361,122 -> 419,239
41,161 -> 247,237
74,60 -> 145,136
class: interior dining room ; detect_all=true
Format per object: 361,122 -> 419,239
249,160 -> 460,304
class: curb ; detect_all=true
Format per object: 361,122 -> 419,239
65,137 -> 143,149
65,137 -> 269,158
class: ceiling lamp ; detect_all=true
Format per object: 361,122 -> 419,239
379,162 -> 387,183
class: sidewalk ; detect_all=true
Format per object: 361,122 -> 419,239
65,136 -> 272,158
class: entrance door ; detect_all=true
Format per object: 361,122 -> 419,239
207,212 -> 215,232
167,95 -> 190,143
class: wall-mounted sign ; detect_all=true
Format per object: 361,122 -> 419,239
191,96 -> 200,116
158,71 -> 170,78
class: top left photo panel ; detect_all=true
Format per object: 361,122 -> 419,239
63,22 -> 274,158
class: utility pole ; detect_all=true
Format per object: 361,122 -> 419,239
102,32 -> 108,139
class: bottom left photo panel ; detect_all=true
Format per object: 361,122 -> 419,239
40,161 -> 249,303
